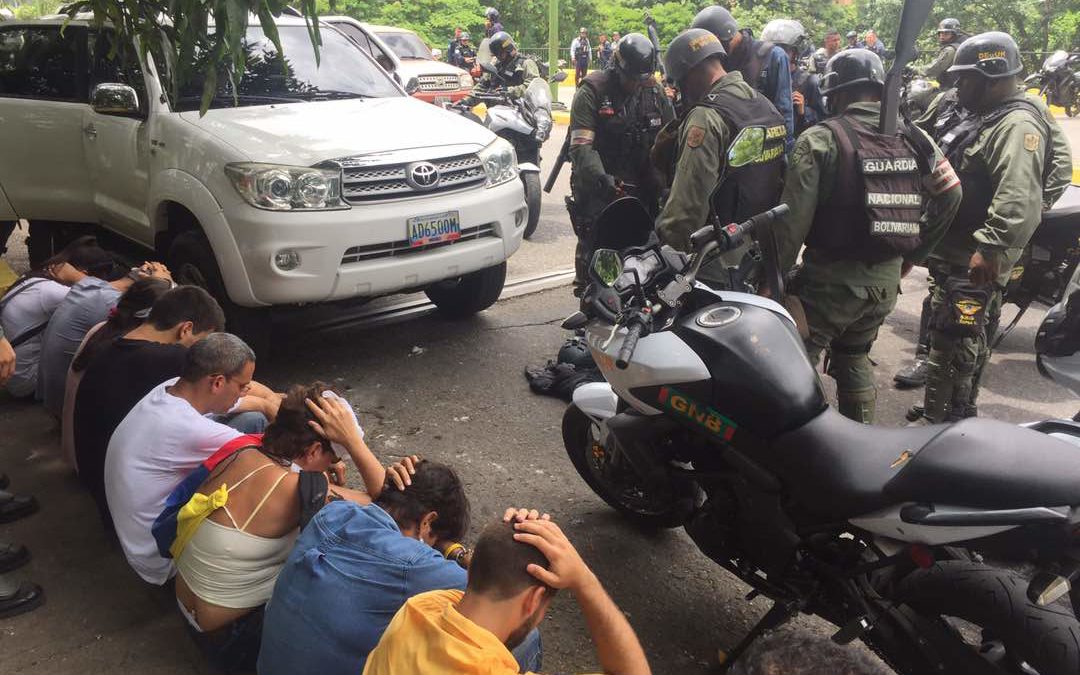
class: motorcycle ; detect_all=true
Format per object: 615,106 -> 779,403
1026,50 -> 1080,117
996,184 -> 1080,347
450,64 -> 567,239
901,67 -> 936,121
561,196 -> 1080,674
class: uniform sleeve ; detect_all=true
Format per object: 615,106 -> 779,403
506,59 -> 540,99
768,48 -> 796,151
658,84 -> 676,124
1043,111 -> 1074,208
774,127 -> 831,271
915,91 -> 944,132
568,85 -> 608,195
973,113 -> 1048,259
905,127 -> 962,264
919,46 -> 954,81
656,108 -> 728,251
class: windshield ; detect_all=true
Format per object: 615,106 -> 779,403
376,32 -> 432,60
524,77 -> 552,112
173,25 -> 401,111
1044,50 -> 1069,70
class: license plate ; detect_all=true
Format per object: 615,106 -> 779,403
434,95 -> 451,105
407,211 -> 460,247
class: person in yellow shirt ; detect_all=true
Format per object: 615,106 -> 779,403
364,511 -> 651,675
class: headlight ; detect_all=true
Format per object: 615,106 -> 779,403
225,163 -> 348,211
478,138 -> 518,187
459,72 -> 474,89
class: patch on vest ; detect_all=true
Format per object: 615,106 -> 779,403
871,221 -> 920,236
867,192 -> 923,208
1024,133 -> 1040,152
924,157 -> 960,196
861,157 -> 918,174
687,125 -> 707,149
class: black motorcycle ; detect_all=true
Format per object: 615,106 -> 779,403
1026,50 -> 1080,117
562,197 -> 1080,674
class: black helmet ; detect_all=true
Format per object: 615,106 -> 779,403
821,49 -> 885,95
812,47 -> 828,73
937,18 -> 961,34
664,28 -> 727,83
614,33 -> 657,80
484,7 -> 500,21
948,31 -> 1022,79
760,19 -> 809,55
489,31 -> 515,60
846,30 -> 858,39
557,337 -> 595,369
691,6 -> 739,42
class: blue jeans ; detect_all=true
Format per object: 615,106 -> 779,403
213,411 -> 268,434
511,628 -> 543,673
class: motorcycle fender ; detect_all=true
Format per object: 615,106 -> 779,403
518,162 -> 541,174
572,382 -> 618,423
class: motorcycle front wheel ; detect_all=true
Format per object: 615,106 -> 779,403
865,561 -> 1080,675
561,405 -> 695,528
522,171 -> 542,239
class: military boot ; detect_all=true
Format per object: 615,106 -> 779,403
921,352 -> 956,423
893,352 -> 929,389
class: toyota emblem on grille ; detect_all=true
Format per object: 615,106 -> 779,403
407,162 -> 440,190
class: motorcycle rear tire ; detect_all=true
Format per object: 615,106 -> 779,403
522,172 -> 542,240
562,405 -> 695,529
866,561 -> 1080,675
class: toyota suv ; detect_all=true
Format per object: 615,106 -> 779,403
0,14 -> 527,351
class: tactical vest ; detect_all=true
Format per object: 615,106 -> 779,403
808,116 -> 927,262
498,55 -> 531,87
696,88 -> 786,225
932,92 -> 1051,234
581,70 -> 666,182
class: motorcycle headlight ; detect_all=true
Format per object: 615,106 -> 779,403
225,163 -> 348,211
478,138 -> 518,188
459,72 -> 475,89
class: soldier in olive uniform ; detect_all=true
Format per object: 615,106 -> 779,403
654,29 -> 786,287
775,50 -> 961,423
914,32 -> 1073,423
568,34 -> 674,296
472,32 -> 539,101
917,19 -> 965,88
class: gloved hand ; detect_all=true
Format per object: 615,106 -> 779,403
596,174 -> 619,201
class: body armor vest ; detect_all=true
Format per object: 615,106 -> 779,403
581,71 -> 666,184
696,88 -> 786,225
809,116 -> 927,262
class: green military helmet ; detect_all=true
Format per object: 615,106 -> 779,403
821,49 -> 885,95
691,6 -> 739,42
664,28 -> 727,84
937,18 -> 961,35
460,31 -> 471,42
761,19 -> 810,56
614,33 -> 657,81
947,31 -> 1022,79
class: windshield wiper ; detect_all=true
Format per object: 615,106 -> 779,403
177,93 -> 306,108
304,90 -> 373,101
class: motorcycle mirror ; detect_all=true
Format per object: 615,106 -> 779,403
592,249 -> 623,288
727,126 -> 767,168
481,62 -> 499,76
561,311 -> 589,330
592,197 -> 655,252
552,71 -> 568,83
404,77 -> 421,95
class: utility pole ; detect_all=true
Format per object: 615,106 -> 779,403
548,0 -> 559,99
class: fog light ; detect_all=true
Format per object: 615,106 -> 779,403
275,249 -> 301,271
515,207 -> 527,228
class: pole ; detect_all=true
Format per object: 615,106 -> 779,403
548,0 -> 559,100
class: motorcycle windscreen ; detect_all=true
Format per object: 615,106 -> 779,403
1044,50 -> 1069,70
477,38 -> 495,67
592,197 -> 656,252
524,77 -> 553,139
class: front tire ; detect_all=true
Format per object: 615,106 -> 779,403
425,262 -> 506,318
867,561 -> 1080,675
561,405 -> 694,528
522,172 -> 542,240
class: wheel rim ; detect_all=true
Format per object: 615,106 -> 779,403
581,419 -> 674,516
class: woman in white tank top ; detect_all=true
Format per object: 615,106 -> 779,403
173,383 -> 414,670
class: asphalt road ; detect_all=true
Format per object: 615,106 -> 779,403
1,117 -> 1079,674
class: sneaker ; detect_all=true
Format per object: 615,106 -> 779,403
893,355 -> 929,389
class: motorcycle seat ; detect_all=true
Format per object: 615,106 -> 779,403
884,417 -> 1080,509
768,408 -> 943,519
1038,204 -> 1080,243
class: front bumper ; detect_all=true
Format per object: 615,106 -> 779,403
412,89 -> 471,104
218,178 -> 526,306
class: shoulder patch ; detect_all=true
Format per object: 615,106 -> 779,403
687,125 -> 707,149
1024,133 -> 1040,152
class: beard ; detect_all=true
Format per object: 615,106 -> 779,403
505,606 -> 544,651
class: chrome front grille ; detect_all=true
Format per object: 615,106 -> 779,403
340,224 -> 497,264
338,153 -> 486,203
416,74 -> 461,92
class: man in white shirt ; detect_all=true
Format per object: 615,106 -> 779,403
105,332 -> 258,584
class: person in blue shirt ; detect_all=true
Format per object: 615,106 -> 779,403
257,460 -> 541,674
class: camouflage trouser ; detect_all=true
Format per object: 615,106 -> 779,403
922,263 -> 1003,422
569,197 -> 597,297
796,278 -> 898,424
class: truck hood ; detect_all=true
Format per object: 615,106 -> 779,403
180,96 -> 493,165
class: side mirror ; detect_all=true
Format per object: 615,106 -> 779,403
91,83 -> 140,116
481,62 -> 498,75
552,70 -> 568,83
404,77 -> 420,95
591,249 -> 623,288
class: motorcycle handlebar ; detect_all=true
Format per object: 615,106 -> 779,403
689,204 -> 789,253
616,319 -> 644,370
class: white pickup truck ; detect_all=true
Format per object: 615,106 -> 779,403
0,14 -> 527,349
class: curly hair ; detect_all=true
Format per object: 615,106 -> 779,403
375,461 -> 470,543
260,382 -> 335,464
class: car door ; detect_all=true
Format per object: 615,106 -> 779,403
82,29 -> 153,244
0,23 -> 94,222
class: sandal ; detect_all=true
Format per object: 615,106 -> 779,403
0,491 -> 38,524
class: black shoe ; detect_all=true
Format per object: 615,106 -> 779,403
0,491 -> 38,524
894,355 -> 929,389
0,474 -> 8,490
0,582 -> 44,619
0,541 -> 29,574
